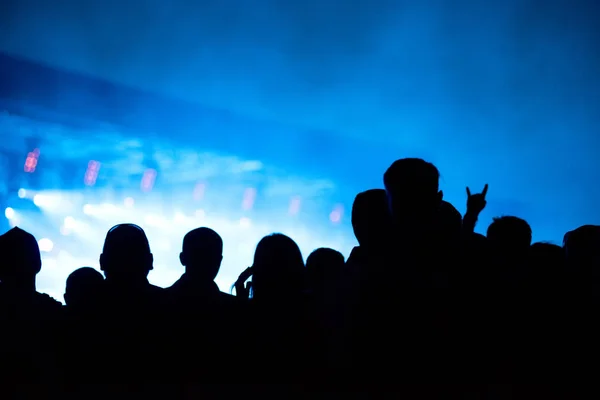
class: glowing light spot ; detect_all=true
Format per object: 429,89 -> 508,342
4,207 -> 15,220
289,196 -> 301,215
33,195 -> 42,207
17,189 -> 27,199
141,168 -> 157,192
195,209 -> 206,219
60,226 -> 71,236
174,212 -> 187,224
84,160 -> 101,186
64,216 -> 76,229
82,204 -> 93,215
329,205 -> 344,224
242,188 -> 257,211
239,217 -> 252,228
38,238 -> 54,253
124,197 -> 135,208
193,182 -> 206,201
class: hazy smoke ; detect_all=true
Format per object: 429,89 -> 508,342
1,0 -> 599,240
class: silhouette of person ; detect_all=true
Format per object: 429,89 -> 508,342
97,223 -> 165,380
306,247 -> 344,296
166,227 -> 241,382
347,189 -> 392,271
64,267 -> 104,313
99,223 -> 163,307
0,227 -> 62,382
383,158 -> 443,235
250,233 -> 305,303
167,227 -> 233,304
245,234 -> 309,380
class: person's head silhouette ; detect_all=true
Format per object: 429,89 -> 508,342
487,216 -> 532,255
64,267 -> 104,310
100,224 -> 153,285
251,234 -> 305,301
0,227 -> 42,290
306,247 -> 344,292
351,189 -> 392,250
384,158 -> 442,230
180,227 -> 223,282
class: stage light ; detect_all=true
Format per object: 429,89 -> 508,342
329,205 -> 344,224
4,207 -> 15,220
289,196 -> 301,215
38,238 -> 54,252
174,212 -> 187,224
33,193 -> 61,209
193,182 -> 206,201
24,149 -> 40,173
124,197 -> 135,208
83,204 -> 93,215
63,216 -> 76,229
242,188 -> 257,211
141,168 -> 157,192
18,188 -> 27,199
239,217 -> 252,228
195,209 -> 206,219
84,160 -> 101,186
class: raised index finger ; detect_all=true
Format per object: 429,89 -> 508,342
482,184 -> 489,197
466,187 -> 471,197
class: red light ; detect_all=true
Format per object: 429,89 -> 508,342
84,160 -> 101,186
23,149 -> 40,173
141,168 -> 157,192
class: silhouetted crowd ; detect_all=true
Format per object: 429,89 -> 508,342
1,158 -> 598,395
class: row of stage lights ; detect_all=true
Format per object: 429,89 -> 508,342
17,150 -> 346,224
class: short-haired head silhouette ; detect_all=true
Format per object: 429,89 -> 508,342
0,227 -> 42,288
487,216 -> 532,253
180,227 -> 223,282
383,158 -> 442,229
100,224 -> 153,284
252,233 -> 305,301
64,267 -> 104,309
351,189 -> 391,249
306,247 -> 344,291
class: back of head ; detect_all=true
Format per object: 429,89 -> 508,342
100,224 -> 153,284
383,158 -> 442,229
0,227 -> 42,284
306,247 -> 345,290
530,242 -> 565,269
65,267 -> 104,309
252,234 -> 305,300
563,225 -> 600,271
181,227 -> 223,281
486,216 -> 532,254
351,189 -> 391,248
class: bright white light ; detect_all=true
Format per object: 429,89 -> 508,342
239,217 -> 252,228
33,194 -> 61,209
4,207 -> 15,220
174,211 -> 187,224
195,209 -> 206,219
144,214 -> 166,227
38,238 -> 54,252
17,189 -> 27,199
64,216 -> 76,229
83,204 -> 93,215
124,197 -> 135,208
